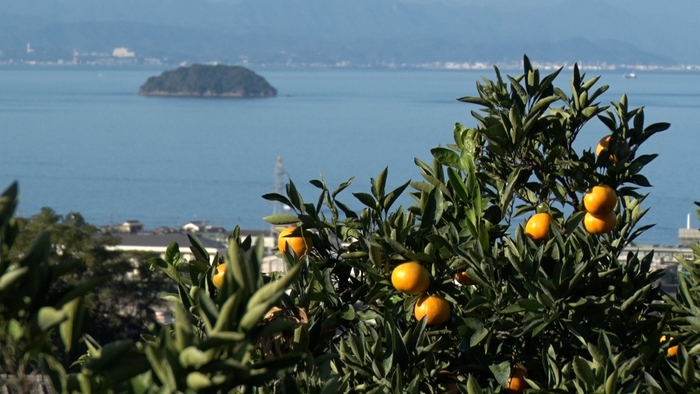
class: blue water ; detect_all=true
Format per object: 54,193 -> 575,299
0,66 -> 697,245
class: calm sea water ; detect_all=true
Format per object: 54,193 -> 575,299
0,66 -> 697,245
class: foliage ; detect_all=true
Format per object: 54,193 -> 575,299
0,183 -> 104,392
138,64 -> 277,97
256,55 -> 677,393
65,230 -> 306,393
9,208 -> 175,361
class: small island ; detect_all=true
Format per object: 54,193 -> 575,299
138,64 -> 277,98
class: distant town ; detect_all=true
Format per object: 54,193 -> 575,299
5,45 -> 700,71
106,219 -> 284,273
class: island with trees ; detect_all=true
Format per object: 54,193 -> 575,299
138,64 -> 277,98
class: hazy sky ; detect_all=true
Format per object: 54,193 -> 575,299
1,0 -> 698,64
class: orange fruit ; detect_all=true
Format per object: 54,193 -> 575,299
391,262 -> 430,295
414,294 -> 451,325
595,135 -> 628,162
212,263 -> 227,289
583,211 -> 617,234
506,365 -> 528,394
525,212 -> 554,242
668,345 -> 679,357
661,335 -> 679,357
595,135 -> 612,157
278,226 -> 312,257
583,185 -> 617,216
437,370 -> 459,393
455,271 -> 476,286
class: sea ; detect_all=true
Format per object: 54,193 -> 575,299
0,66 -> 698,246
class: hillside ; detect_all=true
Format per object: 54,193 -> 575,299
138,64 -> 277,98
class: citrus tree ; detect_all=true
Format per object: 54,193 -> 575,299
257,56 -> 678,393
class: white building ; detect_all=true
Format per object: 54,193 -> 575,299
112,47 -> 135,58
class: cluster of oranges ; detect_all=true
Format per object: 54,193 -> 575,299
583,184 -> 618,234
524,135 -> 624,241
390,262 -> 451,326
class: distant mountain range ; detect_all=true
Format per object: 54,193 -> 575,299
0,0 -> 693,67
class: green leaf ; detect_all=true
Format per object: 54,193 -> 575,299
467,374 -> 483,394
263,213 -> 299,225
261,193 -> 294,208
353,192 -> 377,209
573,357 -> 595,385
60,298 -> 84,352
165,242 -> 181,265
287,179 -> 304,211
643,122 -> 671,134
489,360 -> 511,388
187,234 -> 210,263
420,187 -> 444,229
372,167 -> 388,199
0,181 -> 18,226
470,326 -> 488,347
179,347 -> 211,369
36,307 -> 67,332
382,180 -> 410,213
431,147 -> 462,169
447,168 -> 469,204
228,238 -> 256,293
320,376 -> 341,394
605,370 -> 618,394
0,266 -> 28,291
246,261 -> 302,310
332,177 -> 355,199
186,372 -> 213,390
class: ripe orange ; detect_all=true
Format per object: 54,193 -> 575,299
454,271 -> 476,286
661,335 -> 679,357
525,212 -> 554,242
391,262 -> 430,295
414,294 -> 451,325
583,211 -> 617,234
595,135 -> 612,157
668,345 -> 679,357
278,226 -> 312,257
583,185 -> 617,216
212,263 -> 227,289
595,135 -> 628,162
506,365 -> 528,394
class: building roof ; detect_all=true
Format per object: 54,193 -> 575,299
115,232 -> 225,249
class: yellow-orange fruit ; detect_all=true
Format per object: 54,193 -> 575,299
583,211 -> 617,234
212,263 -> 227,289
583,185 -> 617,216
278,226 -> 312,257
595,135 -> 628,162
661,335 -> 679,357
391,262 -> 430,295
525,212 -> 554,242
414,294 -> 451,325
506,365 -> 528,394
455,271 -> 476,286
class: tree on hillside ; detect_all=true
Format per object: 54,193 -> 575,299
9,207 -> 175,365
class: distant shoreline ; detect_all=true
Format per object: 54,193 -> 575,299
4,60 -> 700,73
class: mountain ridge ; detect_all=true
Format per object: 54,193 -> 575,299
0,1 -> 689,66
